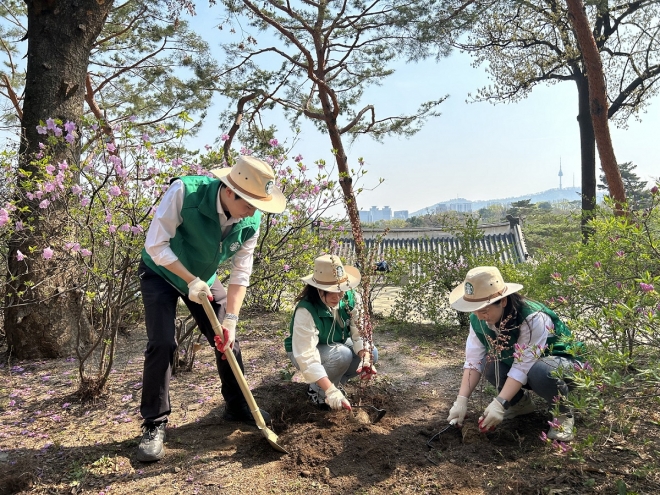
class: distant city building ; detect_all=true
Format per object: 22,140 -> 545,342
435,199 -> 472,213
393,210 -> 409,220
359,206 -> 394,223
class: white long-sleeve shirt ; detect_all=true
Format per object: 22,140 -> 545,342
144,179 -> 258,287
291,300 -> 367,385
464,311 -> 553,385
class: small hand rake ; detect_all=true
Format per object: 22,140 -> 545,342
200,294 -> 288,454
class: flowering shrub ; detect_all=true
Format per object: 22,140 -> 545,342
1,116 -> 207,392
518,190 -> 660,358
0,118 -> 351,395
513,187 -> 660,449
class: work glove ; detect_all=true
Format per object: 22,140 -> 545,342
187,277 -> 213,304
447,395 -> 469,427
213,318 -> 236,360
479,398 -> 506,431
324,384 -> 351,411
356,352 -> 377,380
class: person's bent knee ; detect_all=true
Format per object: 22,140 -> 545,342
323,344 -> 354,368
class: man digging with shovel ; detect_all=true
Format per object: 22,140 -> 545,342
136,156 -> 286,462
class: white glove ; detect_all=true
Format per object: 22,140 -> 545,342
479,398 -> 506,431
187,277 -> 213,304
447,395 -> 468,426
324,385 -> 351,411
356,352 -> 377,380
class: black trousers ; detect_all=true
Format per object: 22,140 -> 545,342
138,260 -> 246,424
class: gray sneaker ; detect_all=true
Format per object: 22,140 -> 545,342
137,423 -> 166,462
503,392 -> 536,419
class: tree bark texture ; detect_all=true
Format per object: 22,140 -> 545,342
575,73 -> 597,239
5,0 -> 113,358
565,0 -> 626,211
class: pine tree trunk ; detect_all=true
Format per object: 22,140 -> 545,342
575,72 -> 597,240
4,0 -> 113,358
566,0 -> 626,213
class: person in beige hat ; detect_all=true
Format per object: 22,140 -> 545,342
136,155 -> 286,462
446,266 -> 583,442
284,254 -> 378,411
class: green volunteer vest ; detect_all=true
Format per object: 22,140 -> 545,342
284,291 -> 356,352
469,300 -> 581,366
142,175 -> 261,294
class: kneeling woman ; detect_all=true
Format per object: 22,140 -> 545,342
284,255 -> 378,411
446,266 -> 582,441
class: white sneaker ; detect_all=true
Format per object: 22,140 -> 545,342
503,392 -> 536,419
547,415 -> 575,442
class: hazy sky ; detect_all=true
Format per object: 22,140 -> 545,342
187,4 -> 660,214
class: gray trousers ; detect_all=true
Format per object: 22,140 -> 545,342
483,355 -> 575,412
287,338 -> 379,400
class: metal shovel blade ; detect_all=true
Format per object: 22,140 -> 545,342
200,295 -> 288,454
353,404 -> 387,424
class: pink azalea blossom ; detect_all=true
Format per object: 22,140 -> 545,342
640,283 -> 655,293
221,134 -> 230,141
64,121 -> 76,133
15,221 -> 23,231
283,264 -> 291,272
71,185 -> 83,195
0,208 -> 9,226
80,249 -> 92,257
39,199 -> 50,209
108,186 -> 121,197
42,247 -> 54,260
36,125 -> 48,134
106,142 -> 116,153
16,250 -> 25,261
65,133 -> 75,144
46,118 -> 57,131
269,138 -> 278,147
80,197 -> 90,207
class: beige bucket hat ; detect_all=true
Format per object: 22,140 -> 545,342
301,254 -> 361,293
449,266 -> 523,312
211,155 -> 286,214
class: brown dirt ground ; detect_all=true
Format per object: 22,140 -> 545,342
1,293 -> 660,495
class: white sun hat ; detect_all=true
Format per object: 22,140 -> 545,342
301,254 -> 361,293
449,266 -> 523,312
211,155 -> 286,214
